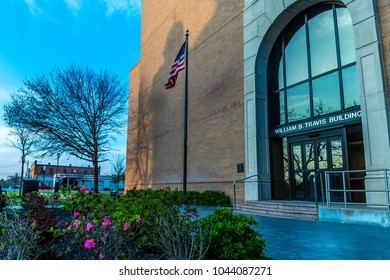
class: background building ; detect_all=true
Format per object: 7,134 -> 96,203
30,160 -> 123,191
30,160 -> 97,188
126,0 -> 390,226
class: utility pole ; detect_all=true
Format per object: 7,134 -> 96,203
14,172 -> 18,191
26,160 -> 29,179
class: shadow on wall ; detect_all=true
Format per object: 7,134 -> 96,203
127,0 -> 245,191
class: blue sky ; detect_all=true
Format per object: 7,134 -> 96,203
0,0 -> 141,179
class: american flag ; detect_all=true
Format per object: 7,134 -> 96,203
165,41 -> 186,89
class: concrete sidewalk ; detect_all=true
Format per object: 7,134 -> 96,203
195,206 -> 390,260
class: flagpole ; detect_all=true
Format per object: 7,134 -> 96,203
183,28 -> 189,205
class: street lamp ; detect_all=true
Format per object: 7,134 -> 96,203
54,153 -> 60,193
42,166 -> 46,187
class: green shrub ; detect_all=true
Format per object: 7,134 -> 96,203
199,190 -> 231,206
12,187 -> 267,260
0,194 -> 7,211
62,187 -> 112,221
116,187 -> 179,254
172,190 -> 231,206
22,192 -> 57,233
201,208 -> 266,260
59,187 -> 178,258
49,212 -> 141,260
149,205 -> 210,260
0,208 -> 46,260
21,192 -> 58,259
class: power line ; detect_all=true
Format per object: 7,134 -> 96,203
0,164 -> 19,168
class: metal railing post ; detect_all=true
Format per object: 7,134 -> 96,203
320,172 -> 325,205
233,169 -> 390,211
313,172 -> 319,217
385,169 -> 390,211
232,174 -> 259,210
259,179 -> 262,201
233,180 -> 237,210
342,171 -> 347,208
325,171 -> 330,207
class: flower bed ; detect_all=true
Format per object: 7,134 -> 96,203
0,187 -> 266,260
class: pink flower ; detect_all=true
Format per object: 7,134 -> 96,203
136,218 -> 142,224
102,216 -> 111,227
73,219 -> 79,229
84,239 -> 95,250
80,186 -> 87,194
123,222 -> 130,231
186,212 -> 192,218
69,195 -> 73,200
86,222 -> 93,232
99,252 -> 105,260
73,211 -> 79,218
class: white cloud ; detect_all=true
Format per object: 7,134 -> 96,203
0,126 -> 21,179
23,0 -> 141,19
0,125 -> 12,139
0,85 -> 11,103
24,0 -> 43,16
64,0 -> 83,11
101,0 -> 141,17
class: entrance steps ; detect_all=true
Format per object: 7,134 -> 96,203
234,200 -> 318,220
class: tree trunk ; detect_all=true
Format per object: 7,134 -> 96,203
20,156 -> 25,196
93,158 -> 99,193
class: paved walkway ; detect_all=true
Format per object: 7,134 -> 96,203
195,206 -> 390,260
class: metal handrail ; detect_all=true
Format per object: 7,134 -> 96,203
324,169 -> 390,210
233,169 -> 390,212
233,175 -> 259,210
312,172 -> 320,216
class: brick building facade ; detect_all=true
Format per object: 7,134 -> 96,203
30,160 -> 97,187
126,0 -> 390,223
126,0 -> 245,201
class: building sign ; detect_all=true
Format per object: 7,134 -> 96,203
270,109 -> 361,137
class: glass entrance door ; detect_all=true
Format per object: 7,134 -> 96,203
290,133 -> 345,200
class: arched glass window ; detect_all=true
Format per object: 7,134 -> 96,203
268,4 -> 359,127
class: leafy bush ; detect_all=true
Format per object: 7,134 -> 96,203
21,192 -> 58,259
0,194 -> 7,211
0,208 -> 46,260
62,186 -> 111,220
172,190 -> 231,206
0,187 -> 266,260
201,208 -> 266,260
150,206 -> 210,260
22,192 -> 57,233
199,190 -> 231,206
50,212 -> 142,260
57,186 -> 178,259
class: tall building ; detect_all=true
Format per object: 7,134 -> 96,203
126,0 -> 390,226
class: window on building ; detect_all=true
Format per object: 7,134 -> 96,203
64,169 -> 67,174
49,168 -> 53,175
268,4 -> 359,127
84,170 -> 88,175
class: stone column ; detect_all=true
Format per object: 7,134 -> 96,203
242,0 -> 390,204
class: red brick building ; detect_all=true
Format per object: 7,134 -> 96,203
30,160 -> 98,187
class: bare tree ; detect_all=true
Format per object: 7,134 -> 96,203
110,154 -> 126,188
6,126 -> 37,195
5,173 -> 20,191
3,65 -> 127,193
